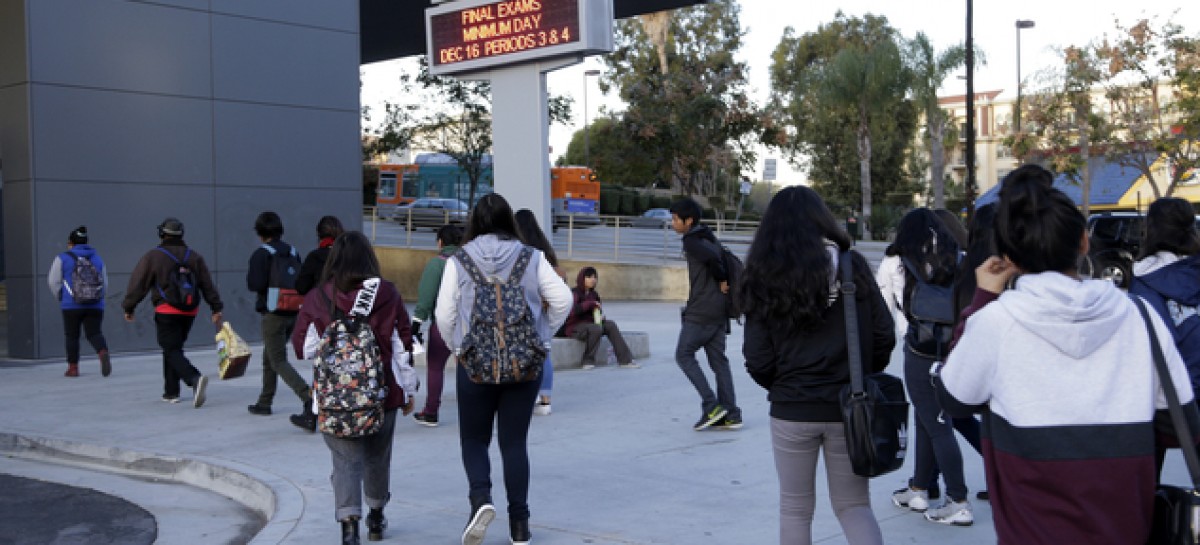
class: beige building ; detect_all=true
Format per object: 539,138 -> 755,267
934,89 -> 1020,201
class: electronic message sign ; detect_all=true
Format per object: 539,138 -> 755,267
426,0 -> 613,76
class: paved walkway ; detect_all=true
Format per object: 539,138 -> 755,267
1,300 -> 1191,544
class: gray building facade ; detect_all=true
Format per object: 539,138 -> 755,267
0,0 -> 363,359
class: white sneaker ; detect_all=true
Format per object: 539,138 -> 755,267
891,486 -> 930,512
533,402 -> 552,416
618,361 -> 641,369
924,499 -> 973,526
581,363 -> 595,370
192,375 -> 208,408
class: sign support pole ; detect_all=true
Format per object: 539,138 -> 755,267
471,57 -> 580,241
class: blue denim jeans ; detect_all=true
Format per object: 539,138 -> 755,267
321,409 -> 398,521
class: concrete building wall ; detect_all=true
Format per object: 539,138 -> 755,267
0,0 -> 362,358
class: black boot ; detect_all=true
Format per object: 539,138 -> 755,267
340,516 -> 360,545
510,518 -> 532,544
290,402 -> 316,432
365,508 -> 386,541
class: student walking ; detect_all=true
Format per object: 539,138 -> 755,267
563,267 -> 638,369
291,231 -> 417,545
123,218 -> 223,407
1130,197 -> 1200,477
514,209 -> 568,415
435,194 -> 571,545
739,187 -> 894,545
936,165 -> 1198,544
246,211 -> 315,430
411,224 -> 463,427
295,215 -> 344,296
669,197 -> 742,430
48,225 -> 111,377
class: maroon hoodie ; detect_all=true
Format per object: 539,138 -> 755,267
290,279 -> 413,411
564,269 -> 602,337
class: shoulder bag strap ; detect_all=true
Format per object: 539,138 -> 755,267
841,250 -> 865,396
899,255 -> 929,284
1133,296 -> 1200,487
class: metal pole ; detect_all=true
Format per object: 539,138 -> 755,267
1014,20 -> 1035,134
583,69 -> 600,167
1016,24 -> 1022,133
965,0 -> 977,220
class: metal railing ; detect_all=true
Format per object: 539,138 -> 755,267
364,208 -> 758,264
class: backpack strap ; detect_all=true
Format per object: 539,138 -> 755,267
455,248 -> 488,285
899,255 -> 930,284
156,246 -> 181,264
261,243 -> 276,255
508,247 -> 535,285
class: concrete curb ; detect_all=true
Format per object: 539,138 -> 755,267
0,431 -> 304,544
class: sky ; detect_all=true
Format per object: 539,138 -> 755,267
360,0 -> 1196,186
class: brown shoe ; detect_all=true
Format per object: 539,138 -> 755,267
65,363 -> 79,377
99,350 -> 112,377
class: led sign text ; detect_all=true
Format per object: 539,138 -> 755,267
430,0 -> 580,66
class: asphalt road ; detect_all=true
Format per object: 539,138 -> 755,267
0,473 -> 156,545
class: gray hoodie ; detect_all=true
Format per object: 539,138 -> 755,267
434,234 -> 572,351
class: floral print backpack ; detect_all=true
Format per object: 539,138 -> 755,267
313,278 -> 387,437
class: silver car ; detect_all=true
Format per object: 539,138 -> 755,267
630,208 -> 672,229
393,198 -> 469,230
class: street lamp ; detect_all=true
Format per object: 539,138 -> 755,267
583,69 -> 600,168
1015,19 -> 1035,134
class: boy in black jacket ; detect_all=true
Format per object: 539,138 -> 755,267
670,198 -> 742,431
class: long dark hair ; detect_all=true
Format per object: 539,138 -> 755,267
465,193 -> 520,242
995,166 -> 1085,273
514,209 -> 558,267
735,186 -> 858,331
1139,197 -> 1200,259
888,208 -> 960,285
320,231 -> 381,293
953,204 -> 997,315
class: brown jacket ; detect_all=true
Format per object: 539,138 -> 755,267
122,239 -> 223,315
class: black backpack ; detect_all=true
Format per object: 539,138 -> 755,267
262,243 -> 303,312
156,247 -> 200,311
720,245 -> 745,321
900,256 -> 956,354
65,251 -> 104,304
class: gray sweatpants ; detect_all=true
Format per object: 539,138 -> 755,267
771,418 -> 883,545
322,409 -> 398,521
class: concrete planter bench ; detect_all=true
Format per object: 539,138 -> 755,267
550,331 -> 650,370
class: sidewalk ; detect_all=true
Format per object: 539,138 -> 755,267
1,300 -> 1185,544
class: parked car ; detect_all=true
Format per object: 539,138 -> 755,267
630,208 -> 672,229
1085,211 -> 1200,288
393,198 -> 469,230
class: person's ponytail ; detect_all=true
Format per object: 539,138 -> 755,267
995,165 -> 1085,274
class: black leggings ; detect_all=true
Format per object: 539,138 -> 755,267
62,309 -> 107,363
456,364 -> 539,520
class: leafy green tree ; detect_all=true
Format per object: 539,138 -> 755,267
769,12 -> 918,239
605,0 -> 762,196
1092,16 -> 1200,198
907,32 -> 968,209
562,115 -> 660,188
1010,45 -> 1109,215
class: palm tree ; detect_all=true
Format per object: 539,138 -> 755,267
907,33 -> 967,210
821,39 -> 910,239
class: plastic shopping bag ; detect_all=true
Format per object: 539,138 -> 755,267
215,321 -> 252,380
